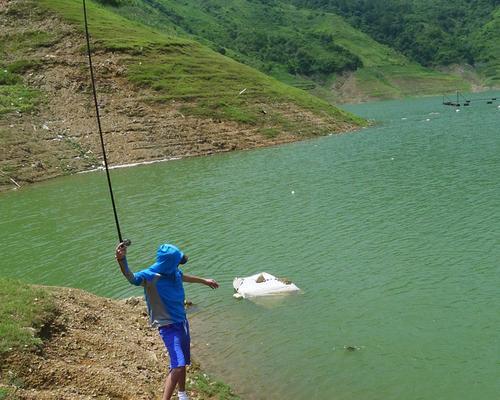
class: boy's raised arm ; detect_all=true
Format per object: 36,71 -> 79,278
115,242 -> 142,286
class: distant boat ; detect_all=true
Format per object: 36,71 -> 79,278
443,91 -> 498,107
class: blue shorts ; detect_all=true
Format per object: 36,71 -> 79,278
159,320 -> 191,369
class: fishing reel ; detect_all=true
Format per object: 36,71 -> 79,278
122,239 -> 132,247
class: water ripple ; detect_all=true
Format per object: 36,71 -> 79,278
1,93 -> 500,400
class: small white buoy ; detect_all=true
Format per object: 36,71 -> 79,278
456,109 -> 460,112
425,118 -> 430,121
291,190 -> 295,195
391,157 -> 395,161
401,117 -> 407,120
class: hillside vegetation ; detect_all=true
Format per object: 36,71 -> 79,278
96,0 -> 478,101
0,0 -> 363,191
1,0 -> 495,190
471,7 -> 500,86
291,0 -> 500,86
39,0 -> 362,124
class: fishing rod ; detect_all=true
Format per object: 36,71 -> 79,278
82,0 -> 130,248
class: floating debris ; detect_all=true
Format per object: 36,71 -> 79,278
344,345 -> 362,352
233,272 -> 300,299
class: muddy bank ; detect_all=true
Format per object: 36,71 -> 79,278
1,286 -> 238,399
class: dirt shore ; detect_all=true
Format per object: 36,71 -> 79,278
1,286 -> 238,400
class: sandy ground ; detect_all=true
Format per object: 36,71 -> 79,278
2,286 -> 235,400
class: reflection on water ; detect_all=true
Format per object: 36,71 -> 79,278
1,93 -> 499,399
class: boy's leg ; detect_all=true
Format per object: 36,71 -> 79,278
162,367 -> 185,400
178,320 -> 190,393
178,366 -> 186,392
159,321 -> 191,400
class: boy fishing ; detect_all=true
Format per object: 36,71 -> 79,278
115,242 -> 219,400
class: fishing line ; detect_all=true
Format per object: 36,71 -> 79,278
82,0 -> 130,247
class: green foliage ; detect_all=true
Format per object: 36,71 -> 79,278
0,85 -> 40,115
37,0 -> 362,129
0,57 -> 42,114
262,127 -> 280,138
189,370 -> 240,399
39,0 -> 181,51
353,64 -> 470,100
0,279 -> 55,358
0,70 -> 21,86
0,18 -> 51,115
290,0 -> 499,71
0,61 -> 41,86
0,30 -> 58,57
73,0 -> 480,97
470,7 -> 500,86
0,387 -> 18,400
95,0 -> 125,6
93,0 -> 405,83
5,60 -> 42,74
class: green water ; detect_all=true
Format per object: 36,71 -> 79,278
1,94 -> 499,399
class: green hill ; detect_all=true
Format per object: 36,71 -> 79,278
0,0 -> 364,190
38,0 -> 361,122
290,0 -> 500,87
95,0 -> 474,101
471,7 -> 500,86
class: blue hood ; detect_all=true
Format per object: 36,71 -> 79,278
149,244 -> 184,276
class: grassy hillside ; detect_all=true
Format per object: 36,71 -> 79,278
0,0 -> 365,190
94,0 -> 473,101
38,0 -> 361,123
290,0 -> 500,87
471,7 -> 500,86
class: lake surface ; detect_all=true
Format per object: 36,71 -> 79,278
1,93 -> 499,399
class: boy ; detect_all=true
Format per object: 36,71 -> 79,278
115,242 -> 219,400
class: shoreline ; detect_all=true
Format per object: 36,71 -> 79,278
1,285 -> 239,399
77,156 -> 183,174
3,87 -> 496,194
0,124 -> 361,193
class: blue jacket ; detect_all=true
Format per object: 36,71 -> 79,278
123,244 -> 186,327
